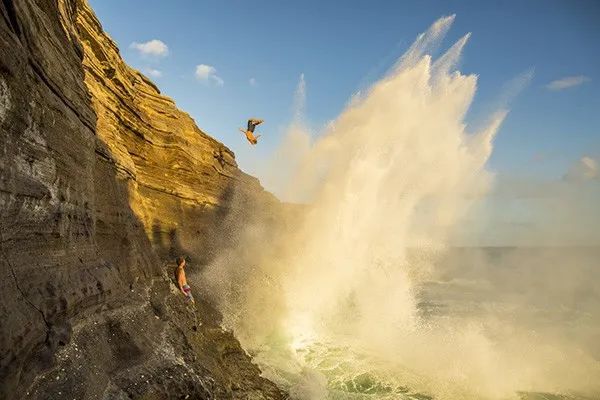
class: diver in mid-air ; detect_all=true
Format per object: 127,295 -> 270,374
239,118 -> 264,145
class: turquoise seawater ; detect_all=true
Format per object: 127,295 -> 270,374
256,247 -> 600,400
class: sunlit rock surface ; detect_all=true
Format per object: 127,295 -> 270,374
0,0 -> 283,398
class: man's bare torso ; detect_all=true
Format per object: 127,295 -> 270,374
176,266 -> 187,288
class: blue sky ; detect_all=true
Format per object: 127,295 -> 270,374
89,0 -> 599,244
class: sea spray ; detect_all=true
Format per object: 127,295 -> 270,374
201,16 -> 600,400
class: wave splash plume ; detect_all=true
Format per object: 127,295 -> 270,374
202,16 -> 600,400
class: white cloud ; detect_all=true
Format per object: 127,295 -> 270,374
545,75 -> 590,91
565,155 -> 599,182
195,64 -> 224,86
249,77 -> 258,87
145,68 -> 162,78
130,39 -> 169,57
579,156 -> 599,180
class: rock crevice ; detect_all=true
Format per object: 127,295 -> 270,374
0,240 -> 52,338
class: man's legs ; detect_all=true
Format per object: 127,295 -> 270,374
247,118 -> 263,132
183,284 -> 194,302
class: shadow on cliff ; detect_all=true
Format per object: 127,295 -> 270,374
0,0 -> 160,395
146,175 -> 248,271
151,220 -> 184,260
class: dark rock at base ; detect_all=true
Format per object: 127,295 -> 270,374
24,271 -> 284,399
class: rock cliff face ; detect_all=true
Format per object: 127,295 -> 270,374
0,0 -> 283,398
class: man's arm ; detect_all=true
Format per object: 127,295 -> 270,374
177,270 -> 186,294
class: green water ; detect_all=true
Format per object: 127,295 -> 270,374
255,248 -> 600,400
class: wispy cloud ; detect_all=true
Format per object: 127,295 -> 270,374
144,68 -> 162,78
130,39 -> 169,57
195,64 -> 224,86
499,68 -> 535,106
565,155 -> 599,182
545,75 -> 590,91
249,77 -> 258,87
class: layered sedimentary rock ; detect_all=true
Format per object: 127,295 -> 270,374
74,0 -> 280,263
0,0 -> 283,398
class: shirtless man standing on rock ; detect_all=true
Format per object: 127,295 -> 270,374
175,256 -> 195,304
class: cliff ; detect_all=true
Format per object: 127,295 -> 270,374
0,0 -> 284,398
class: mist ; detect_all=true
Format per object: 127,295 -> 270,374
197,16 -> 600,400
